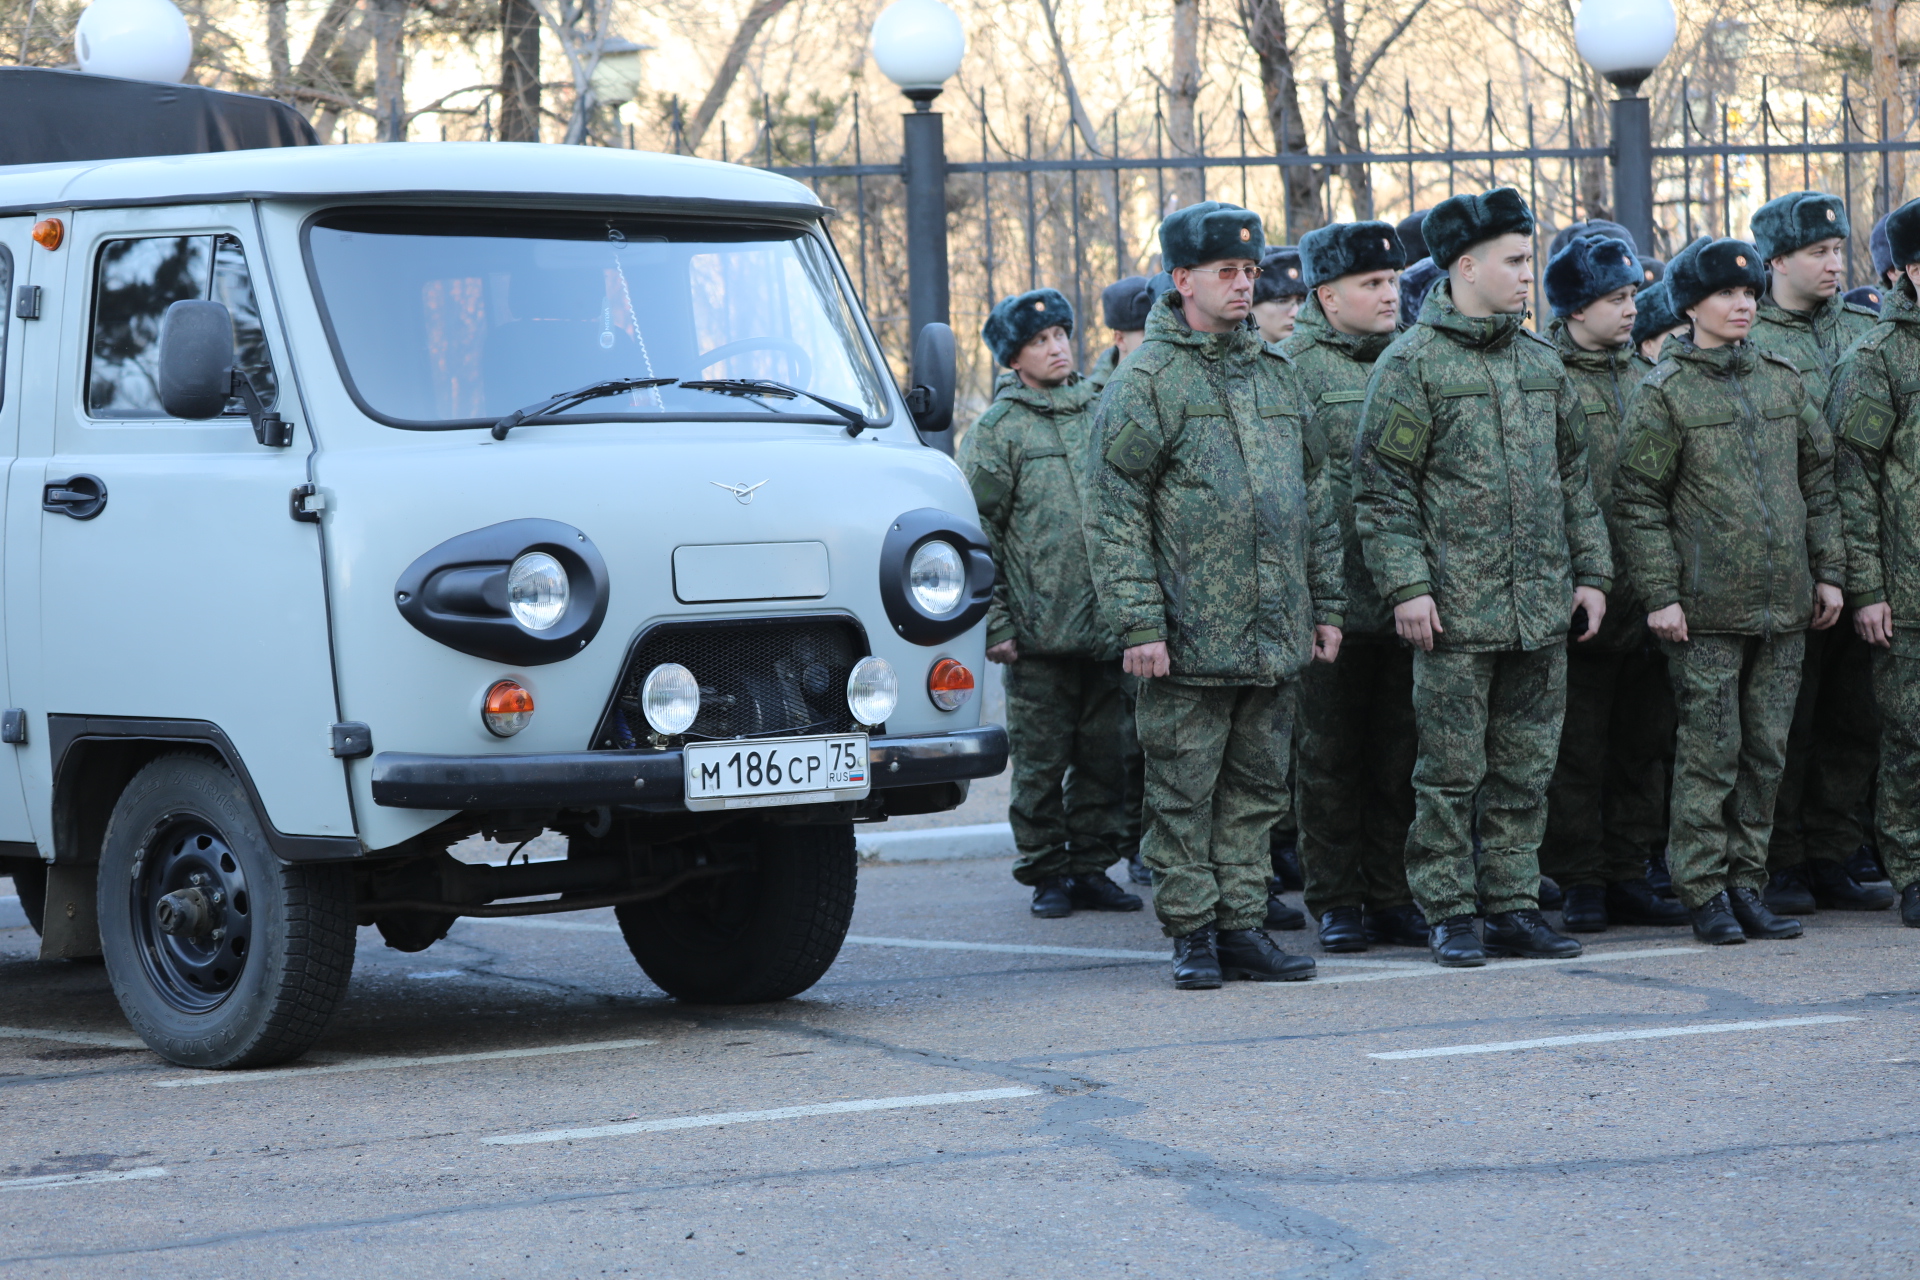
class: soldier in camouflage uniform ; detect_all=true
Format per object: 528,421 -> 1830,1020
1252,246 -> 1309,344
1613,235 -> 1846,944
1086,201 -> 1344,989
1537,233 -> 1691,932
1632,279 -> 1687,368
1090,276 -> 1152,395
1746,193 -> 1894,915
1828,196 -> 1920,928
958,289 -> 1143,919
1282,219 -> 1429,952
1353,188 -> 1612,968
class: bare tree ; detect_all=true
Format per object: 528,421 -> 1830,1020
1322,0 -> 1433,220
266,0 -> 290,96
1872,0 -> 1904,217
370,0 -> 406,140
500,0 -> 541,140
1168,0 -> 1204,208
683,0 -> 799,152
1239,0 -> 1325,234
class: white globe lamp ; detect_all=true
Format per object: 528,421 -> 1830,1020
871,0 -> 965,106
75,0 -> 193,84
1574,0 -> 1678,91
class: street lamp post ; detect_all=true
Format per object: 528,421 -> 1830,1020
871,0 -> 966,346
1575,0 -> 1678,256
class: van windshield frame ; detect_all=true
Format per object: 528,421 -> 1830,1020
301,207 -> 896,432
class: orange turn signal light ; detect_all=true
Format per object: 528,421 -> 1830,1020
31,218 -> 63,251
483,679 -> 535,737
927,657 -> 975,711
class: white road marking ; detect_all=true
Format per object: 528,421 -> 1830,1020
0,1167 -> 168,1191
1302,946 -> 1704,984
151,1038 -> 658,1087
460,916 -> 619,934
1370,1014 -> 1861,1060
0,1025 -> 147,1050
483,1085 -> 1041,1146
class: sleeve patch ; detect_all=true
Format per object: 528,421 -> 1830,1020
1105,421 -> 1162,476
1518,376 -> 1559,392
968,468 -> 1011,512
1622,429 -> 1680,482
1373,401 -> 1432,464
1841,396 -> 1897,451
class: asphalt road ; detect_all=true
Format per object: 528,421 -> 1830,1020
0,856 -> 1913,1279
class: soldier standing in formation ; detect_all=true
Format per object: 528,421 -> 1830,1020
1613,235 -> 1844,944
1091,276 -> 1152,394
1537,233 -> 1689,931
958,289 -> 1144,919
1832,196 -> 1920,928
1087,201 -> 1343,988
1251,246 -> 1309,344
1282,219 -> 1430,952
1631,279 -> 1687,367
1745,193 -> 1895,916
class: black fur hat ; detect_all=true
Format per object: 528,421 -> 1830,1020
1872,214 -> 1894,281
1639,256 -> 1665,285
1159,200 -> 1265,269
1844,285 -> 1885,313
1544,235 -> 1641,317
983,288 -> 1073,367
1549,219 -> 1639,257
1397,256 -> 1443,328
1395,211 -> 1431,264
1884,197 -> 1920,271
1666,236 -> 1767,315
1630,279 -> 1681,349
1750,191 -> 1849,262
1253,248 -> 1308,302
1101,276 -> 1153,331
1299,221 -> 1407,288
1421,188 -> 1536,269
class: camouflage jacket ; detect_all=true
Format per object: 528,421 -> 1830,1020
1280,295 -> 1397,639
1087,344 -> 1123,394
1549,318 -> 1647,650
1613,338 -> 1842,636
956,374 -> 1114,657
1085,290 -> 1345,685
1832,279 -> 1920,632
1352,281 -> 1613,653
1750,291 -> 1879,412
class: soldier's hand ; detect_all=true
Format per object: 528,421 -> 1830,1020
1811,583 -> 1844,631
1647,603 -> 1688,643
1571,586 -> 1607,642
1124,641 -> 1170,678
986,640 -> 1019,664
1393,595 -> 1444,652
1313,624 -> 1343,664
1856,601 -> 1894,649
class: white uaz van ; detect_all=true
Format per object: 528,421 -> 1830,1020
0,137 -> 1002,1068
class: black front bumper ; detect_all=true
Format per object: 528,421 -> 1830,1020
369,725 -> 1009,811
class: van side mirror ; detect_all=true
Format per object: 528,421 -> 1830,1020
158,300 -> 292,447
905,322 -> 956,448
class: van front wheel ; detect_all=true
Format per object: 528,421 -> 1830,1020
98,754 -> 357,1069
615,823 -> 855,1003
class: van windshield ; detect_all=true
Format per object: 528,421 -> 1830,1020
305,211 -> 891,429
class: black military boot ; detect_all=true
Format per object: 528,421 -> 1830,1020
1126,852 -> 1153,885
1606,877 -> 1692,926
1764,866 -> 1819,915
1847,843 -> 1890,885
1171,924 -> 1222,990
1648,850 -> 1677,899
1067,873 -> 1143,912
1484,909 -> 1583,959
1690,891 -> 1745,945
1265,880 -> 1307,931
1536,875 -> 1565,912
1030,876 -> 1072,919
1428,915 -> 1486,968
1217,928 -> 1316,981
1364,902 -> 1429,947
1728,886 -> 1803,939
1559,884 -> 1608,933
1902,883 -> 1920,928
1317,905 -> 1367,952
1805,858 -> 1896,911
1270,837 -> 1304,891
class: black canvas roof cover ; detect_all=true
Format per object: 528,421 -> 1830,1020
0,66 -> 317,167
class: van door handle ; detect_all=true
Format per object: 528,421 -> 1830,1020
43,474 -> 107,520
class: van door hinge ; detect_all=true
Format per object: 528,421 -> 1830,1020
330,722 -> 372,759
13,286 -> 40,320
1,710 -> 25,745
290,484 -> 324,523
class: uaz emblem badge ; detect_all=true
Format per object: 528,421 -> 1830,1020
712,479 -> 768,505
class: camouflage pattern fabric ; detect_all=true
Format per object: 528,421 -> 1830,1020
1086,288 -> 1345,684
1547,317 -> 1647,651
1297,642 -> 1417,916
1353,280 -> 1613,653
957,375 -> 1115,657
1117,678 -> 1145,864
1663,632 -> 1806,906
1087,344 -> 1123,395
1540,644 -> 1675,887
1870,646 -> 1920,892
1404,644 -> 1569,921
1750,291 -> 1879,415
1135,678 -> 1293,936
1004,655 -> 1130,885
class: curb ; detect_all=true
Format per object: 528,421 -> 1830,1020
856,823 -> 1014,864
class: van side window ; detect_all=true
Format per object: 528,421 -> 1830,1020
87,234 -> 278,419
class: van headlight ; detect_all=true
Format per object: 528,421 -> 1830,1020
641,663 -> 701,735
846,656 -> 897,726
507,552 -> 569,631
908,540 -> 966,616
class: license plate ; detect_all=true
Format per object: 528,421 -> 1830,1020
682,734 -> 871,811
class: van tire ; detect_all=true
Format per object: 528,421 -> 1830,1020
615,823 -> 855,1004
9,858 -> 46,937
97,753 -> 356,1069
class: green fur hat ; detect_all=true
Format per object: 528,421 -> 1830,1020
1629,279 -> 1681,349
1421,187 -> 1535,269
1159,201 -> 1265,270
1298,221 -> 1407,288
1750,191 -> 1849,262
982,288 -> 1073,367
1665,236 -> 1767,315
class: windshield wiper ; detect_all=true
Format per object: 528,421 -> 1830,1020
679,378 -> 875,437
491,377 -> 678,440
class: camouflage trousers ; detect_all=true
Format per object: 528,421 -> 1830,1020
1296,640 -> 1417,918
1541,643 -> 1675,888
1870,643 -> 1920,893
1004,656 -> 1130,885
1136,679 -> 1292,937
1118,678 -> 1145,863
1406,645 -> 1567,922
1664,632 -> 1805,908
1768,620 -> 1880,871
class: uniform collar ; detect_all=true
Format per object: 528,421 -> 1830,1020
1670,334 -> 1757,376
992,370 -> 1094,413
1758,289 -> 1844,331
1294,294 -> 1394,361
1145,290 -> 1265,367
1547,316 -> 1633,371
1418,279 -> 1526,351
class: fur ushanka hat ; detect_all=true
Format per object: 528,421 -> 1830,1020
1665,236 -> 1767,315
1159,201 -> 1266,270
1298,221 -> 1407,289
1882,197 -> 1920,272
1544,235 -> 1641,317
1548,218 -> 1639,257
1101,276 -> 1153,331
1630,279 -> 1682,349
1421,187 -> 1536,269
983,288 -> 1073,367
1253,248 -> 1308,302
1750,191 -> 1850,262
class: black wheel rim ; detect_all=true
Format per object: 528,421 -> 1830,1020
130,816 -> 252,1014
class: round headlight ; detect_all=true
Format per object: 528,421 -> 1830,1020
507,552 -> 569,631
641,663 -> 701,735
908,539 -> 965,616
846,655 -> 898,726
